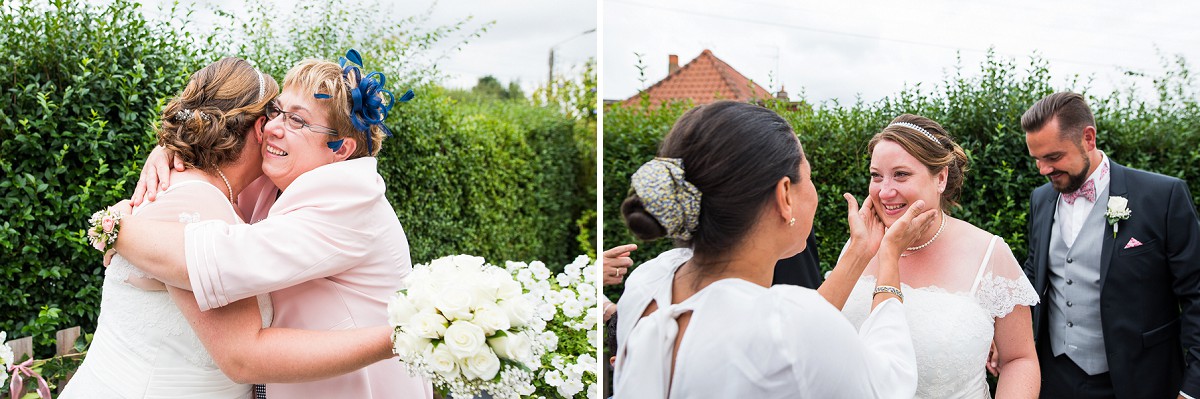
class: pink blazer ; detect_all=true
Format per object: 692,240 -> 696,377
184,158 -> 431,398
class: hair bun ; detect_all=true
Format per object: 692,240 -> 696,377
621,194 -> 667,241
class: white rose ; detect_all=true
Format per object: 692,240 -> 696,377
409,311 -> 449,339
429,255 -> 456,270
1109,196 -> 1129,212
435,284 -> 478,321
428,343 -> 459,378
459,347 -> 501,381
452,254 -> 486,271
496,276 -> 523,302
405,268 -> 436,309
500,296 -> 535,328
487,332 -> 533,363
443,320 -> 487,358
562,299 -> 585,319
472,303 -> 511,335
387,293 -> 419,327
392,330 -> 430,359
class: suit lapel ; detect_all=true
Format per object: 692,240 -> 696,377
1035,186 -> 1057,293
1100,162 -> 1128,291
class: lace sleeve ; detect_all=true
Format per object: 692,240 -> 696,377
975,238 -> 1039,319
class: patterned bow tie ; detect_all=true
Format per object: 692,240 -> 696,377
1062,179 -> 1096,205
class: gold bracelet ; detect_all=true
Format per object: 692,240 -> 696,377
873,285 -> 904,302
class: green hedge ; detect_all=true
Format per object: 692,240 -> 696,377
1,0 -> 592,358
604,51 -> 1200,299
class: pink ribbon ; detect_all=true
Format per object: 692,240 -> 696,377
8,358 -> 51,399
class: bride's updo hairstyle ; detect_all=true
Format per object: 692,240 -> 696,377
158,57 -> 279,172
622,101 -> 802,260
868,114 -> 970,209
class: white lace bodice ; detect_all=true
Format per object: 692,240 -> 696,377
60,181 -> 273,398
842,236 -> 1038,399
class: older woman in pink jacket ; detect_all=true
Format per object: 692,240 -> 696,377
112,52 -> 431,398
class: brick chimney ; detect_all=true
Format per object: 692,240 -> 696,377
776,85 -> 789,100
668,54 -> 679,75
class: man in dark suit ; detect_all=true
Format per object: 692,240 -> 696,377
773,230 -> 822,288
1022,92 -> 1200,398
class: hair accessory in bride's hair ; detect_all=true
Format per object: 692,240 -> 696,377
173,109 -> 210,122
255,70 -> 265,102
87,207 -> 125,252
889,122 -> 939,145
630,157 -> 702,240
313,49 -> 416,154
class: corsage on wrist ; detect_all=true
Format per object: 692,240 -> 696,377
87,208 -> 124,252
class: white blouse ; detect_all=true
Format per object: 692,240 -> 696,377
615,248 -> 918,398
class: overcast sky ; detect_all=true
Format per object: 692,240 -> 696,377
136,0 -> 597,94
602,0 -> 1200,104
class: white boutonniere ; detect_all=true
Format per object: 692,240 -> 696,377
1106,196 -> 1131,237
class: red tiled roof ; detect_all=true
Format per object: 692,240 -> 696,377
623,49 -> 773,108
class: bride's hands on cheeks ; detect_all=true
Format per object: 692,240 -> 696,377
879,200 -> 938,258
843,193 -> 884,259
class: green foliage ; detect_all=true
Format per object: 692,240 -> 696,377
604,50 -> 1200,301
0,0 -> 210,358
382,86 -> 586,267
534,60 -> 598,259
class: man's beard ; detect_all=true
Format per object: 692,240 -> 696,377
1052,152 -> 1091,193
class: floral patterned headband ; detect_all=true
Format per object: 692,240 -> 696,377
630,157 -> 702,240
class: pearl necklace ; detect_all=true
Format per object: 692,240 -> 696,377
215,168 -> 234,204
901,211 -> 946,257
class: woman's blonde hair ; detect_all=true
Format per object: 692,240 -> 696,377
158,57 -> 279,170
281,59 -> 390,158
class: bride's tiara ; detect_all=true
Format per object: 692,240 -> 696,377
889,122 -> 940,145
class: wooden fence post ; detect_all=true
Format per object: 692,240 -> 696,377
55,326 -> 82,387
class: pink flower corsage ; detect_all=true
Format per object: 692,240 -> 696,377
87,208 -> 124,252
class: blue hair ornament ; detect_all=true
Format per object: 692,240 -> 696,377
327,139 -> 345,151
336,49 -> 415,154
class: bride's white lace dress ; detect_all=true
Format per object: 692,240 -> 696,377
60,181 -> 272,398
842,236 -> 1038,399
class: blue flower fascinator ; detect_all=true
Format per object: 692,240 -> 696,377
315,49 -> 415,154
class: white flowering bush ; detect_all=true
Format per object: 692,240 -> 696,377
506,255 -> 599,399
388,255 -> 547,399
0,331 -> 12,387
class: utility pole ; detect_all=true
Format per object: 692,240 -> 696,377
548,28 -> 596,83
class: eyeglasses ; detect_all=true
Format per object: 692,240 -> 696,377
266,101 -> 338,136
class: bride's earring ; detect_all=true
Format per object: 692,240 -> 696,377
788,217 -> 796,226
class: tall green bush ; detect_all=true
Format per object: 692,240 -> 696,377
604,51 -> 1200,300
0,0 -> 210,355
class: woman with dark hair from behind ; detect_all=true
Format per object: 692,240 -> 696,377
612,101 -> 936,397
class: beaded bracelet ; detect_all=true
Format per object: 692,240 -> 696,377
873,285 -> 904,302
87,208 -> 124,252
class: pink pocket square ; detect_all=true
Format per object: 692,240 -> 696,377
1124,237 -> 1143,249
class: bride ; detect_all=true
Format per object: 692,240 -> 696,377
61,58 -> 394,398
840,114 -> 1040,398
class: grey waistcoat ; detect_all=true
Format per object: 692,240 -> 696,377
1047,188 -> 1109,375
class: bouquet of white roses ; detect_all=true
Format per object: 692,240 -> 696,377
388,255 -> 547,399
505,255 -> 599,399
